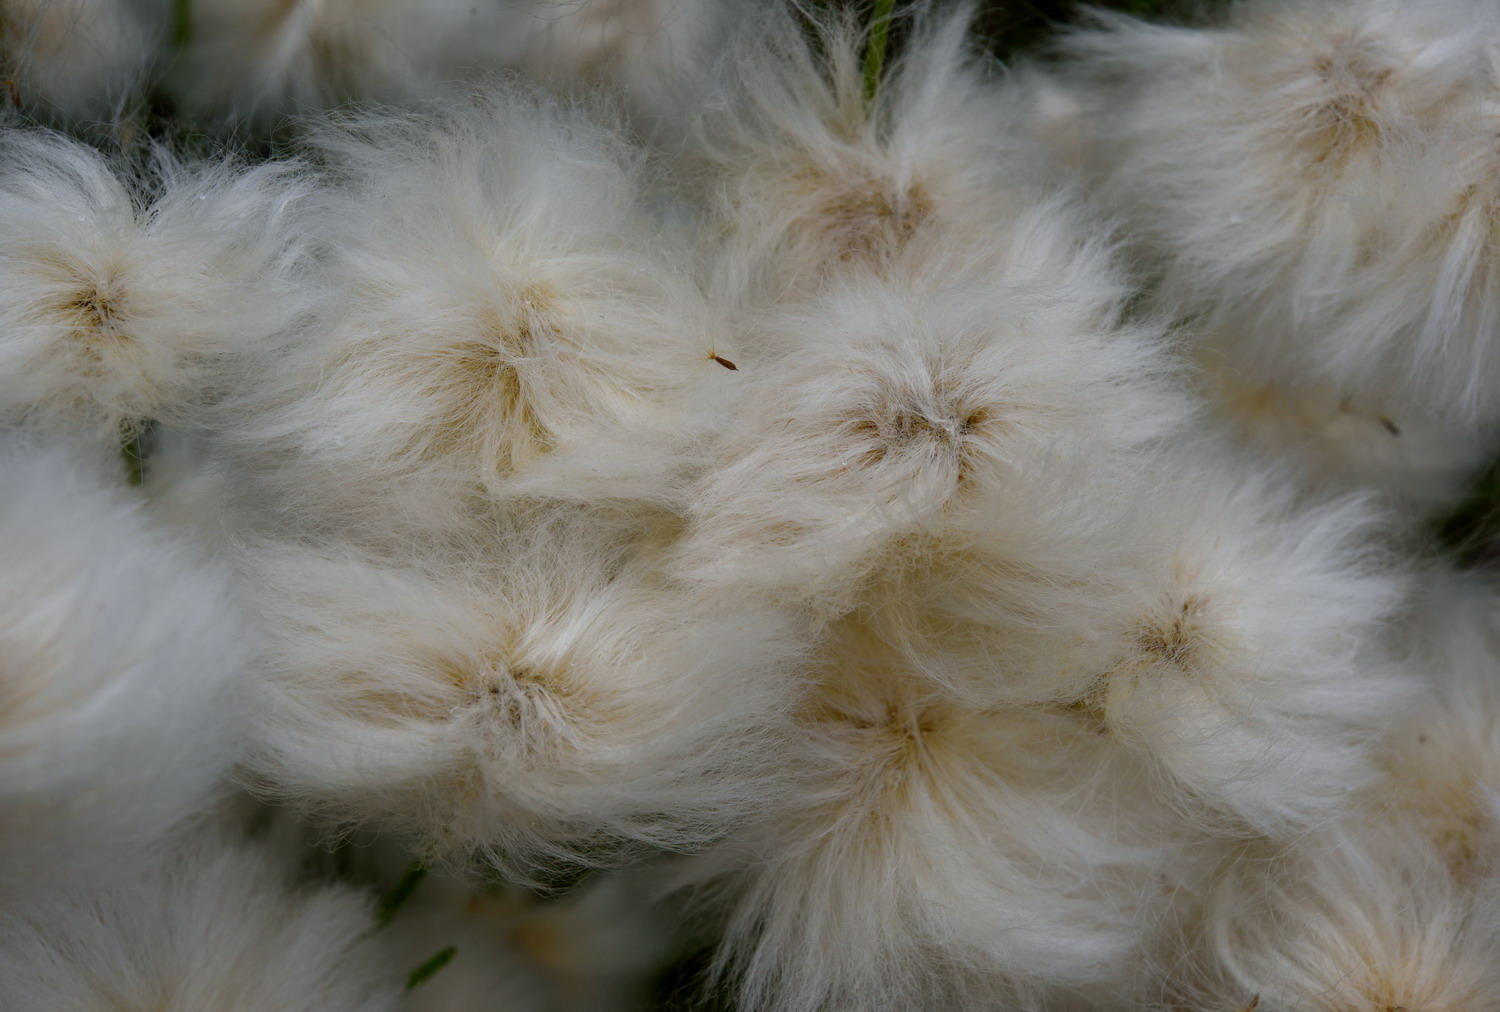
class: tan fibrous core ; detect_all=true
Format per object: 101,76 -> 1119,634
812,692 -> 956,791
820,179 -> 934,262
440,640 -> 615,758
1306,45 -> 1394,158
429,284 -> 563,474
1068,594 -> 1213,731
847,394 -> 994,485
63,281 -> 125,336
1136,595 -> 1208,670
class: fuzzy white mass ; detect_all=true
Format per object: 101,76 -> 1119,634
0,828 -> 403,1011
0,436 -> 246,890
239,512 -> 806,880
1057,0 -> 1500,502
216,84 -> 728,545
0,1 -> 1492,1007
0,129 -> 313,441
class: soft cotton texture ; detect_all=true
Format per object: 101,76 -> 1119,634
218,85 -> 727,546
0,129 -> 313,441
0,436 -> 246,889
0,0 -> 158,126
1058,0 -> 1500,500
240,512 -> 805,881
0,827 -> 403,1011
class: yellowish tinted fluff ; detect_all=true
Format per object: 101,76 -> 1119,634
685,4 -> 1057,306
0,828 -> 402,1011
680,672 -> 1208,1011
0,0 -> 157,125
222,87 -> 727,542
0,129 -> 314,441
1188,825 -> 1500,1011
1072,449 -> 1413,833
241,514 -> 804,880
1060,0 -> 1500,500
676,227 -> 1192,620
0,436 -> 246,890
1379,570 -> 1500,877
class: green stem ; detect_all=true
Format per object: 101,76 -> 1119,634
171,0 -> 192,49
405,946 -> 457,989
862,0 -> 898,103
376,861 -> 428,928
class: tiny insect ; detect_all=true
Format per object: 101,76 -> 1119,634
711,354 -> 739,371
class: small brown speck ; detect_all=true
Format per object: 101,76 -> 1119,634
1379,415 -> 1401,437
711,354 -> 738,371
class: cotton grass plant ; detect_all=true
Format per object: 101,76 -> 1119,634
2,1 -> 1499,1009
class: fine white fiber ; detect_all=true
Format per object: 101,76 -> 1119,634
1164,567 -> 1500,1009
1186,824 -> 1500,1011
1058,0 -> 1500,500
239,511 -> 806,881
2,0 -> 1498,1005
0,435 -> 247,889
0,826 -> 404,1011
0,0 -> 159,126
682,3 -> 1066,307
216,85 -> 730,544
0,128 -> 315,442
1068,445 -> 1414,833
674,215 -> 1193,620
676,676 -> 1214,1011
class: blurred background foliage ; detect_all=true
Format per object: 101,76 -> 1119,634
971,0 -> 1217,53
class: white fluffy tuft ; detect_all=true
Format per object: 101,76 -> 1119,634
0,827 -> 403,1011
1059,0 -> 1500,498
239,514 -> 806,880
0,435 -> 247,888
0,129 -> 314,441
218,86 -> 726,543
